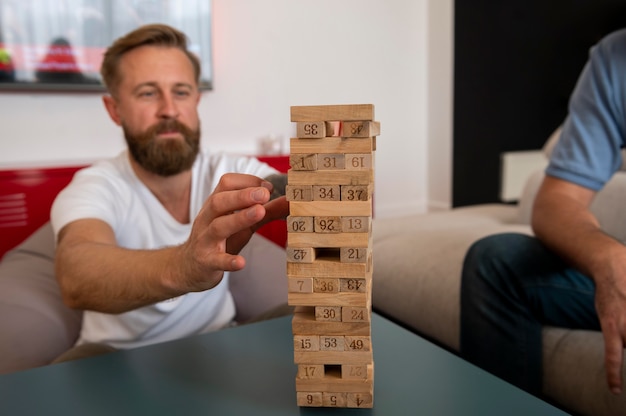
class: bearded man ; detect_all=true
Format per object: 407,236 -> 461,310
51,24 -> 289,358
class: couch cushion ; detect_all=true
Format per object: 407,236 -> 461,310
372,205 -> 530,350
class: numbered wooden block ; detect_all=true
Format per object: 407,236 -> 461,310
340,278 -> 367,293
290,154 -> 317,171
313,185 -> 340,201
341,217 -> 370,233
290,104 -> 375,122
340,247 -> 368,263
346,392 -> 373,408
286,185 -> 312,201
345,153 -> 373,170
287,247 -> 315,263
317,154 -> 345,170
287,216 -> 314,233
342,121 -> 380,138
342,364 -> 369,380
345,336 -> 371,352
319,336 -> 345,351
314,216 -> 341,233
296,121 -> 326,138
294,335 -> 320,351
315,306 -> 342,322
297,392 -> 323,407
314,278 -> 340,293
288,277 -> 313,293
297,364 -> 325,379
323,392 -> 347,407
340,185 -> 371,202
342,306 -> 370,323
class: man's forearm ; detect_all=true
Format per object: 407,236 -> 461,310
55,241 -> 189,313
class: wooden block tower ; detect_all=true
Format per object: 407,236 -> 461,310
287,104 -> 379,408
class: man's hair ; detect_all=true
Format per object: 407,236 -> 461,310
100,24 -> 201,95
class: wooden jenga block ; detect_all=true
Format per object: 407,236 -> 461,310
315,306 -> 342,322
287,216 -> 314,233
340,184 -> 372,202
340,247 -> 369,263
288,277 -> 313,293
285,185 -> 312,201
286,247 -> 315,263
288,291 -> 369,307
293,350 -> 373,365
290,137 -> 375,154
342,364 -> 369,380
347,392 -> 373,408
289,154 -> 317,171
290,104 -> 374,122
295,365 -> 374,390
319,335 -> 346,351
313,216 -> 341,233
345,153 -> 373,170
345,336 -> 371,352
288,170 -> 374,186
297,364 -> 324,379
342,306 -> 371,323
342,121 -> 380,138
288,232 -> 370,248
294,335 -> 320,352
341,216 -> 371,233
313,185 -> 340,201
323,392 -> 347,407
296,121 -> 326,138
340,277 -> 368,293
287,258 -> 370,278
290,201 -> 372,217
314,278 -> 340,293
317,154 -> 346,170
297,392 -> 323,407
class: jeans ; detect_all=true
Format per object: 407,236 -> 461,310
460,233 -> 600,395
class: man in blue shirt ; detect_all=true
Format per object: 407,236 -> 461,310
460,29 -> 626,397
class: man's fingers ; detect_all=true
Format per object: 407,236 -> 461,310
603,327 -> 624,394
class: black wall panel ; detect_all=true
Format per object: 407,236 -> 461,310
453,0 -> 626,206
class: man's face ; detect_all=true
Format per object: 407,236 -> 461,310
105,45 -> 202,176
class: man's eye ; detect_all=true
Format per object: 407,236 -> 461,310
174,90 -> 191,97
138,90 -> 156,98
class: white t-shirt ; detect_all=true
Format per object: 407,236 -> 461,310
51,150 -> 276,349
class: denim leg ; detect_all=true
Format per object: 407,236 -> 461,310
460,233 -> 599,395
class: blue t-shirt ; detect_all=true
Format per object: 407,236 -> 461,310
547,29 -> 626,190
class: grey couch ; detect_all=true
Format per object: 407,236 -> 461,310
372,168 -> 626,416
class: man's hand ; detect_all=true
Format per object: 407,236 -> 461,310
176,173 -> 288,293
593,252 -> 626,395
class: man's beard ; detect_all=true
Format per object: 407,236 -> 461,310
123,119 -> 200,176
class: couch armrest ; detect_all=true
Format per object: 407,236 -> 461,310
0,222 -> 82,374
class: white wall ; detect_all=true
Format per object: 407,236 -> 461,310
0,0 -> 453,218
